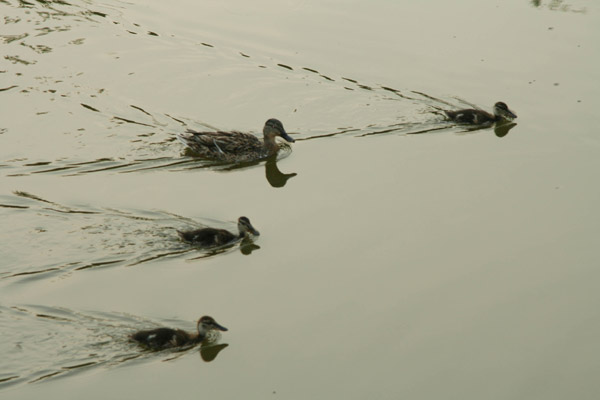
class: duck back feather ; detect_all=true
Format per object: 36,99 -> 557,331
131,327 -> 197,349
177,227 -> 237,246
178,130 -> 265,161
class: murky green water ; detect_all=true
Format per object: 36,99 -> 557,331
1,0 -> 599,398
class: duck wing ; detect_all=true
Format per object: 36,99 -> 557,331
445,109 -> 493,124
177,227 -> 236,246
131,328 -> 193,349
178,130 -> 263,158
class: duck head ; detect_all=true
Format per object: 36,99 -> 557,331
264,118 -> 295,143
238,216 -> 260,237
197,316 -> 228,334
493,102 -> 517,120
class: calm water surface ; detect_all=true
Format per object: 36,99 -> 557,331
1,0 -> 599,399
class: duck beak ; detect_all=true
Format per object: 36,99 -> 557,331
279,129 -> 295,143
245,221 -> 260,236
213,322 -> 228,332
505,108 -> 518,119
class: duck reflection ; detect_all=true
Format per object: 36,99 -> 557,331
264,155 -> 297,187
184,240 -> 261,260
455,120 -> 518,137
239,239 -> 261,255
493,120 -> 517,137
214,154 -> 297,188
200,342 -> 229,362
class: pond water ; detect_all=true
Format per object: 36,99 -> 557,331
1,0 -> 599,399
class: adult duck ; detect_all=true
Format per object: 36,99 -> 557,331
177,118 -> 295,162
131,316 -> 228,349
445,102 -> 517,124
177,216 -> 259,246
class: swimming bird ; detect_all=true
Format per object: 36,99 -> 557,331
131,316 -> 228,349
445,102 -> 517,124
177,216 -> 259,246
177,118 -> 295,162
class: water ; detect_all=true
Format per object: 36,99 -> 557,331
1,0 -> 599,399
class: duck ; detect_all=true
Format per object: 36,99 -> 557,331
131,316 -> 228,349
445,102 -> 517,124
177,118 -> 295,162
177,216 -> 259,246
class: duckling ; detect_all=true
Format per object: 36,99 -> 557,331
445,102 -> 517,124
131,316 -> 228,349
177,118 -> 295,162
177,216 -> 259,246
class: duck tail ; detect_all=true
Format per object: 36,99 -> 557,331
175,132 -> 192,147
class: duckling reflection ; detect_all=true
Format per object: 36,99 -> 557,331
131,316 -> 227,350
240,240 -> 261,255
177,118 -> 295,162
200,342 -> 229,362
177,216 -> 259,247
445,102 -> 517,124
493,120 -> 517,138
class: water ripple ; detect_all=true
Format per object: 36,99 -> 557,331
0,304 -> 228,389
0,191 -> 260,282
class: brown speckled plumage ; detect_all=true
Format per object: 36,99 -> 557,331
177,216 -> 259,247
445,102 -> 517,124
131,316 -> 228,350
177,118 -> 294,162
